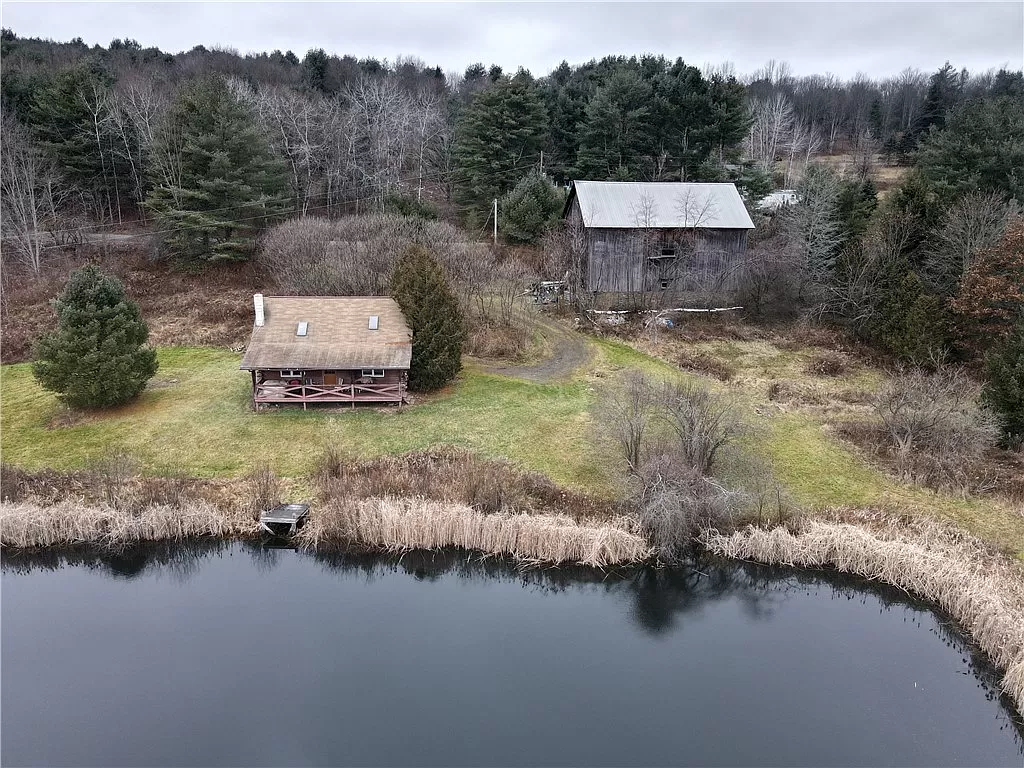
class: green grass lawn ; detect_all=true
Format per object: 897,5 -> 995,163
4,335 -> 1022,554
0,347 -> 612,492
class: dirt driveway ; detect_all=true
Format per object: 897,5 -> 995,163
486,312 -> 593,383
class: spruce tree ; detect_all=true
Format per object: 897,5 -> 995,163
453,73 -> 548,225
498,172 -> 564,244
391,246 -> 465,392
146,75 -> 288,262
575,68 -> 655,180
32,266 -> 158,409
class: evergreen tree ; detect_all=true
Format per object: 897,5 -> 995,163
390,246 -> 465,392
301,48 -> 329,93
913,63 -> 960,140
867,270 -> 949,365
453,73 -> 548,225
27,63 -> 128,220
146,75 -> 288,262
32,266 -> 158,409
575,68 -> 655,180
498,171 -> 564,243
916,94 -> 1024,203
836,178 -> 878,245
982,315 -> 1024,445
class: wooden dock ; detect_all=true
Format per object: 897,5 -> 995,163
260,503 -> 310,535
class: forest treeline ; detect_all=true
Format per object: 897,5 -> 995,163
3,28 -> 1022,264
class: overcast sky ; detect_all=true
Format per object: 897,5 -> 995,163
2,1 -> 1022,79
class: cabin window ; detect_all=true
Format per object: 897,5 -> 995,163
281,369 -> 302,378
368,315 -> 379,330
661,247 -> 676,257
361,368 -> 385,378
660,279 -> 671,290
296,321 -> 308,336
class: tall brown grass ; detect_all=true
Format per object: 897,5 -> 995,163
0,499 -> 259,548
314,447 -> 614,520
700,509 -> 1024,717
296,497 -> 651,567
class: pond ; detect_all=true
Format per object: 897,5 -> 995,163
2,540 -> 1021,767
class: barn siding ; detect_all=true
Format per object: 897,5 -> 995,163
570,198 -> 750,294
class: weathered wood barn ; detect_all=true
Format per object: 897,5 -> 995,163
563,181 -> 755,295
240,295 -> 412,409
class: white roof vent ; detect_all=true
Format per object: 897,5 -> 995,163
296,321 -> 308,337
368,315 -> 379,330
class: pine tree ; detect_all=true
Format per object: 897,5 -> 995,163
498,171 -> 564,244
575,68 -> 655,180
867,270 -> 949,365
391,246 -> 465,392
32,266 -> 158,409
916,94 -> 1024,203
453,73 -> 548,225
146,75 -> 289,262
982,315 -> 1024,445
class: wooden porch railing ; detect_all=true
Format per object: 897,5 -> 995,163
255,382 -> 404,407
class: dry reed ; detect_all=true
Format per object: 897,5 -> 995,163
0,499 -> 260,548
699,509 -> 1024,717
295,497 -> 651,567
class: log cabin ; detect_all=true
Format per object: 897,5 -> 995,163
563,181 -> 756,296
240,295 -> 412,409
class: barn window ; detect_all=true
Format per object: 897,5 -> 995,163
296,321 -> 308,336
368,316 -> 379,330
661,247 -> 676,257
361,368 -> 385,378
281,369 -> 302,378
660,279 -> 670,290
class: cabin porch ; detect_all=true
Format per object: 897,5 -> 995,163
252,368 -> 407,408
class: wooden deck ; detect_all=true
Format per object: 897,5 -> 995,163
260,503 -> 310,535
254,382 -> 405,408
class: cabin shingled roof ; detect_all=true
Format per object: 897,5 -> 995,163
239,296 -> 412,371
565,181 -> 755,230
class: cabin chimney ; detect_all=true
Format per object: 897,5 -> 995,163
253,294 -> 265,327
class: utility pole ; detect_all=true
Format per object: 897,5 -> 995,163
493,198 -> 498,246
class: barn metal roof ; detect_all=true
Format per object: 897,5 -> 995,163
568,181 -> 755,230
239,296 -> 412,370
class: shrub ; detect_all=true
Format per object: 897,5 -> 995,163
31,265 -> 158,409
498,171 -> 564,244
383,192 -> 438,220
982,316 -> 1024,446
391,245 -> 466,392
659,380 -> 741,476
677,348 -> 738,381
804,350 -> 850,376
630,454 -> 738,561
875,367 -> 1000,490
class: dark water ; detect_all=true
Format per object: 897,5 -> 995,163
2,541 -> 1021,767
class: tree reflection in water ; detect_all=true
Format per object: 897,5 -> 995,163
3,536 -> 1020,740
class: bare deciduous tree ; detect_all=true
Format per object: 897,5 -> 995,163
0,118 -> 72,275
875,367 -> 1000,492
926,192 -> 1016,295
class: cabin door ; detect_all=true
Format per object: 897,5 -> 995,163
323,372 -> 338,386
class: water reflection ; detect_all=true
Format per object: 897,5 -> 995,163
3,537 -> 1022,752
